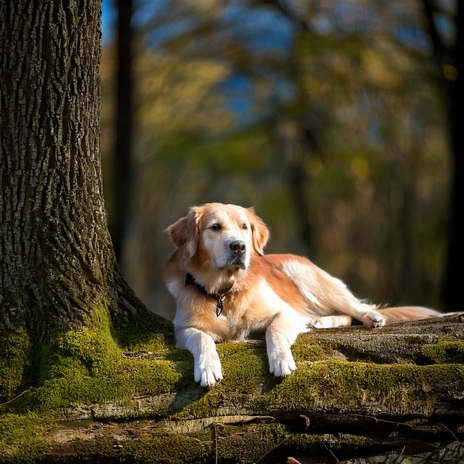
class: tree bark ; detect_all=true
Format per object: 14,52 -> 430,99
0,0 -> 157,401
0,0 -> 106,337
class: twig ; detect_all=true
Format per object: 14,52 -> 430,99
299,414 -> 310,429
0,387 -> 32,407
212,424 -> 218,464
212,423 -> 225,464
322,442 -> 340,463
393,445 -> 406,463
436,422 -> 461,443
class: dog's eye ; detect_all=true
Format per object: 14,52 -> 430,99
211,223 -> 222,231
242,223 -> 248,230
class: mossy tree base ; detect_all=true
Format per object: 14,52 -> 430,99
1,314 -> 464,463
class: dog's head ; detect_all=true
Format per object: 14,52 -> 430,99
166,203 -> 269,271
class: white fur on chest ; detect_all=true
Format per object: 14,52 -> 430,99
217,279 -> 308,341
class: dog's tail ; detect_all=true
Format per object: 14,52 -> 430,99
376,306 -> 441,324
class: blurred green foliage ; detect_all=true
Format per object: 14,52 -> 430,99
100,0 -> 450,318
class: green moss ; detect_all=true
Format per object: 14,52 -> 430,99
422,340 -> 464,364
2,310 -> 463,462
0,328 -> 32,402
111,309 -> 173,351
212,422 -> 287,463
169,343 -> 464,421
285,431 -> 369,458
173,388 -> 222,420
217,342 -> 269,393
172,341 -> 277,420
37,429 -> 206,464
256,361 -> 464,416
11,306 -> 181,414
0,412 -> 55,463
119,429 -> 210,464
128,423 -> 369,464
292,336 -> 326,362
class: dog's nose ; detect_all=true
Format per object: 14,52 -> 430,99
230,240 -> 246,253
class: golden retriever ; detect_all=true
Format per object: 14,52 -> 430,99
163,203 -> 439,387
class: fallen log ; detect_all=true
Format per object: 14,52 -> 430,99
1,314 -> 463,463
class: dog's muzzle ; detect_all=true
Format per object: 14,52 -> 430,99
228,239 -> 247,268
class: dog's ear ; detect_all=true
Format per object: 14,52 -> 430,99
165,207 -> 202,259
246,207 -> 269,255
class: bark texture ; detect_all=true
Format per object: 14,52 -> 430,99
0,0 -> 138,341
0,0 -> 164,409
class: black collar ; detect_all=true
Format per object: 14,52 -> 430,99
185,273 -> 233,317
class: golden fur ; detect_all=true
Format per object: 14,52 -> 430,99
164,203 -> 439,387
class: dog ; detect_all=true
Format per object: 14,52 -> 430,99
163,203 -> 439,387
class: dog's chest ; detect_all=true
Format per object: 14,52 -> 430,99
212,304 -> 246,341
215,297 -> 269,341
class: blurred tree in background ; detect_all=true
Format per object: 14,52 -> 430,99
110,0 -> 135,264
101,0 -> 459,319
420,0 -> 463,311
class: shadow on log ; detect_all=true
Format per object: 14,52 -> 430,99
1,314 -> 463,463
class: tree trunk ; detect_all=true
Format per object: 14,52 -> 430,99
442,1 -> 464,311
280,118 -> 316,257
421,0 -> 464,311
0,0 -> 160,401
111,0 -> 134,268
0,0 -> 103,335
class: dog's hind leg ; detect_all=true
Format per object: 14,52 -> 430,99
280,258 -> 386,328
310,315 -> 353,328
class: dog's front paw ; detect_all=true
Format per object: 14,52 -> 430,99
268,349 -> 297,378
195,351 -> 223,387
362,311 -> 386,328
